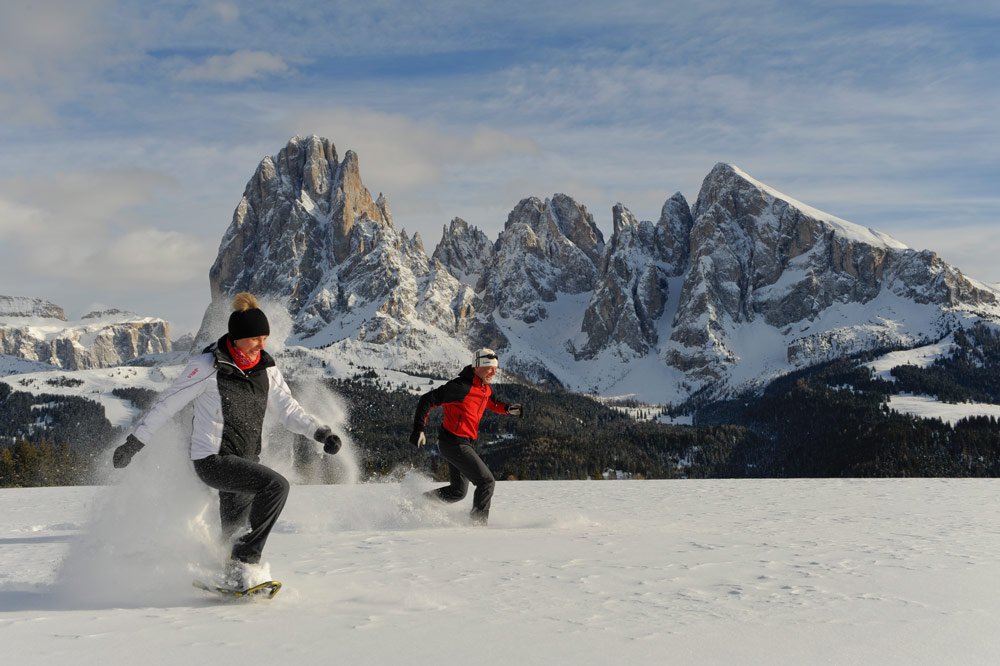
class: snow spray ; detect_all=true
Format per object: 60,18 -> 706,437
54,296 -> 370,607
256,298 -> 359,485
55,420 -> 223,606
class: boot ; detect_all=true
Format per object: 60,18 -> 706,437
222,558 -> 248,590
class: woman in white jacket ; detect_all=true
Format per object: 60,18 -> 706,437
112,293 -> 341,588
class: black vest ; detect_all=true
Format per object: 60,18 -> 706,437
207,336 -> 276,460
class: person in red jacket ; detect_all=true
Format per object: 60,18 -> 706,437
410,348 -> 522,525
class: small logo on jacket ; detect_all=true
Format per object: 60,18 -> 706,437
187,368 -> 200,379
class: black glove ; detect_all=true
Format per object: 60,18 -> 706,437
507,403 -> 524,418
315,426 -> 342,455
410,429 -> 426,448
113,434 -> 145,468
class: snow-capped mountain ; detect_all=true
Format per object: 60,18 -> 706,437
484,194 -> 604,325
663,164 -> 998,382
576,195 -> 693,359
192,137 -> 1000,402
196,135 -> 483,373
0,296 -> 67,320
0,297 -> 171,370
431,218 -> 494,289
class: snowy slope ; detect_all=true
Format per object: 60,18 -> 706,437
0,354 -> 57,377
3,477 -> 999,666
863,337 -> 1000,424
0,363 -> 183,428
726,165 -> 909,250
885,395 -> 1000,425
865,335 -> 957,381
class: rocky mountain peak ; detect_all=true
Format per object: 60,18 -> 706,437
189,141 -> 1000,401
548,194 -> 605,265
82,309 -> 139,320
375,193 -> 393,226
666,163 -> 999,381
333,149 -> 389,237
0,296 -> 66,320
432,217 -> 494,289
577,200 -> 683,360
502,195 -> 605,265
205,136 -> 394,331
611,203 -> 639,235
195,136 -> 485,358
657,192 -> 695,275
692,162 -> 760,219
485,195 -> 606,323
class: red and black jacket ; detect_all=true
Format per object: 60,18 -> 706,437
413,366 -> 509,441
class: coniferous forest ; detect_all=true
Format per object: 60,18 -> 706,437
2,324 -> 999,486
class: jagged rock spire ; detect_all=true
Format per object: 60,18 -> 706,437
432,218 -> 494,290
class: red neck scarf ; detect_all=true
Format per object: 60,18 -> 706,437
226,338 -> 261,371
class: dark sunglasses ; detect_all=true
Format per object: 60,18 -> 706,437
478,353 -> 498,361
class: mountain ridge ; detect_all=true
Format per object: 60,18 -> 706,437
5,136 -> 998,402
190,137 -> 1000,402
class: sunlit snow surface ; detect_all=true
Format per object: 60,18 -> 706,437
3,475 -> 999,665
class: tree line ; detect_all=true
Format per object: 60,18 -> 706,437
0,438 -> 90,487
695,335 -> 1000,477
330,376 -> 759,481
3,322 -> 999,486
0,380 -> 124,487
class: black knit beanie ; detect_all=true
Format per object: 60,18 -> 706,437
228,308 -> 270,340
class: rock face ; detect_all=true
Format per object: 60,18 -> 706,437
431,218 -> 494,289
21,137 -> 993,399
483,195 -> 605,323
0,296 -> 66,320
0,298 -> 171,370
664,164 -> 998,378
208,135 -> 391,317
195,138 -> 1000,400
199,136 -> 481,359
577,195 -> 693,358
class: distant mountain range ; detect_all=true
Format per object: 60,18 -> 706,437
195,135 -> 999,403
0,296 -> 170,371
5,136 -> 1000,484
3,136 -> 998,403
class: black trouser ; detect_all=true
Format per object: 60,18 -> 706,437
193,454 -> 290,564
427,428 -> 495,522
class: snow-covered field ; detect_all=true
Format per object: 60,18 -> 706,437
863,337 -> 1000,425
887,394 -> 1000,425
3,477 -> 999,665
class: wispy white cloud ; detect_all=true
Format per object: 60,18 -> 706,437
172,50 -> 290,82
0,0 -> 111,82
84,228 -> 215,284
0,168 -> 213,325
2,0 -> 998,327
0,0 -> 118,126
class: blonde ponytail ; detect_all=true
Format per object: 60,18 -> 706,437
232,292 -> 259,312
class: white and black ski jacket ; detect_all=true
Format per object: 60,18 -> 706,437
132,336 -> 321,461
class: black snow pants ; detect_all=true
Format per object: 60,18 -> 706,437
193,454 -> 290,564
426,428 -> 495,523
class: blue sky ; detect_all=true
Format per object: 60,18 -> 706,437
1,0 -> 998,334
